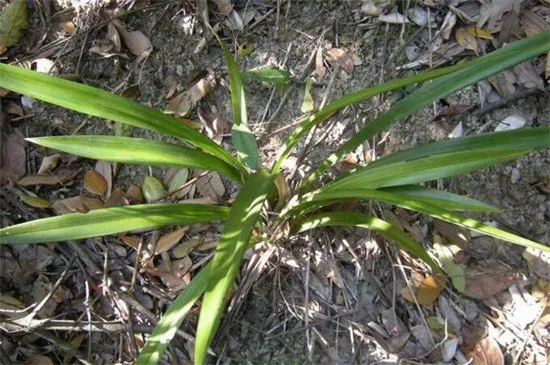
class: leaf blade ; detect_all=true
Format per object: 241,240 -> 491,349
0,204 -> 229,245
28,136 -> 243,182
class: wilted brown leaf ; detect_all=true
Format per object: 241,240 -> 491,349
325,48 -> 355,73
463,265 -> 517,299
51,196 -> 104,215
214,0 -> 233,16
148,256 -> 192,292
523,248 -> 550,280
17,174 -> 72,186
0,129 -> 26,184
104,187 -> 127,207
126,184 -> 144,204
172,238 -> 201,258
440,12 -> 457,40
461,324 -> 503,365
401,274 -> 446,305
111,19 -> 152,58
315,47 -> 326,79
24,356 -> 54,365
455,28 -> 478,53
38,154 -> 60,174
434,220 -> 470,248
466,27 -> 493,40
119,235 -> 140,249
5,101 -> 23,116
190,78 -> 210,103
95,160 -> 112,198
155,227 -> 188,255
166,91 -> 192,117
107,22 -> 121,53
0,294 -> 26,319
84,170 -> 107,196
20,195 -> 50,208
378,13 -> 409,24
196,172 -> 225,201
32,274 -> 56,317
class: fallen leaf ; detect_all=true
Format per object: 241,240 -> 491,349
196,172 -> 225,201
111,19 -> 152,58
315,47 -> 326,79
155,227 -> 188,255
433,241 -> 466,292
143,176 -> 165,203
325,48 -> 355,73
455,28 -> 478,53
0,129 -> 26,184
440,12 -> 457,40
214,0 -> 233,16
361,0 -> 386,16
380,308 -> 411,351
149,256 -> 192,292
168,168 -> 191,198
64,334 -> 85,364
513,61 -> 545,90
378,13 -> 409,24
104,187 -> 127,207
226,10 -> 244,32
488,70 -> 516,97
20,195 -> 50,208
165,91 -> 192,117
407,8 -> 429,27
466,27 -> 494,40
51,196 -> 104,215
32,274 -> 56,318
32,58 -> 58,75
119,235 -> 140,249
126,184 -> 144,204
24,356 -> 54,365
107,22 -> 121,53
494,115 -> 526,132
402,274 -> 446,305
16,174 -> 72,186
95,161 -> 112,198
434,220 -> 470,248
84,170 -> 107,196
523,247 -> 550,280
520,9 -> 550,35
5,100 -> 23,116
172,237 -> 201,258
59,20 -> 76,36
18,245 -> 54,275
189,78 -> 210,103
301,79 -> 314,113
0,0 -> 28,55
0,294 -> 26,319
478,0 -> 521,33
38,154 -> 60,174
463,265 -> 517,299
461,324 -> 503,365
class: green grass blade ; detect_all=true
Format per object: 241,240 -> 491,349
195,170 -> 275,364
0,204 -> 229,245
242,68 -> 291,84
380,185 -> 501,213
28,136 -> 242,182
298,212 -> 439,271
302,30 -> 550,187
137,263 -> 212,365
369,127 -> 550,169
321,149 -> 528,193
214,33 -> 260,170
0,64 -> 244,176
302,188 -> 550,253
271,63 -> 470,173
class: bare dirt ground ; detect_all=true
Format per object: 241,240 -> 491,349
1,0 -> 549,364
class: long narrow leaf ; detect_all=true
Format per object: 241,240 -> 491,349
302,30 -> 550,188
299,212 -> 440,271
214,33 -> 260,169
195,170 -> 275,364
320,149 -> 528,194
271,62 -> 470,173
369,127 -> 550,169
0,63 -> 245,177
137,263 -> 212,365
381,185 -> 501,212
302,188 -> 550,253
28,136 -> 243,182
0,204 -> 229,245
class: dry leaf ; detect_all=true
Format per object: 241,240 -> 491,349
0,294 -> 26,319
463,266 -> 517,299
32,275 -> 57,317
166,91 -> 192,117
514,61 -> 545,90
190,78 -> 210,103
494,115 -> 526,132
407,8 -> 430,27
441,12 -> 457,40
5,100 -> 23,116
461,324 -> 503,365
361,1 -> 385,16
20,195 -> 50,208
378,13 -> 409,24
149,256 -> 192,292
24,356 -> 54,365
301,79 -> 314,113
155,227 -> 188,255
520,9 -> 550,35
214,0 -> 233,16
95,161 -> 112,198
315,47 -> 326,79
51,196 -> 104,215
84,170 -> 107,196
126,184 -> 144,204
119,235 -> 140,249
225,10 -> 244,32
59,20 -> 76,36
143,176 -> 165,203
434,220 -> 470,248
455,28 -> 478,53
325,48 -> 354,73
466,27 -> 494,40
488,70 -> 516,97
0,129 -> 26,184
196,172 -> 225,201
38,154 -> 60,174
111,19 -> 152,58
16,174 -> 71,186
523,247 -> 550,280
401,274 -> 446,305
172,238 -> 201,258
104,187 -> 127,207
107,22 -> 121,53
0,0 -> 28,55
478,0 -> 521,33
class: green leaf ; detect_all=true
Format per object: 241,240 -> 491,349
137,263 -> 212,365
143,176 -> 165,203
242,67 -> 291,84
321,149 -> 528,193
433,241 -> 466,292
27,136 -> 243,182
195,170 -> 275,364
0,204 -> 229,245
271,62 -> 472,174
302,188 -> 550,253
298,212 -> 440,271
301,79 -> 314,113
0,63 -> 245,178
302,30 -> 550,187
380,185 -> 501,213
232,123 -> 261,171
0,0 -> 27,54
369,127 -> 550,169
